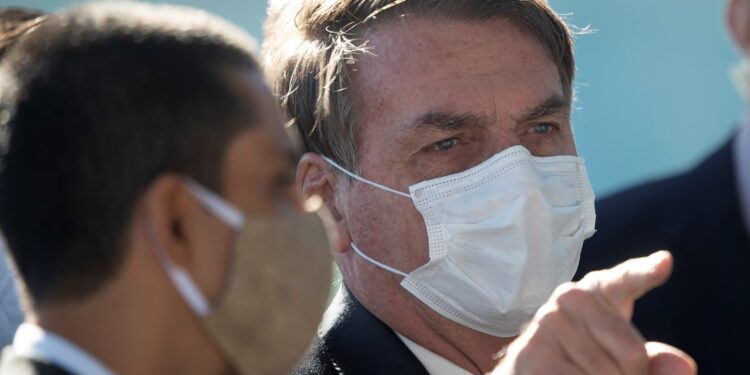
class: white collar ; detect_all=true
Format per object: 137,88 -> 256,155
12,323 -> 115,375
396,333 -> 473,375
734,123 -> 750,236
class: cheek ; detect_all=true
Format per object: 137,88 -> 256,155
341,184 -> 431,271
195,225 -> 236,304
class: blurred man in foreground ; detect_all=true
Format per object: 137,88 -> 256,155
576,1 -> 750,373
0,7 -> 46,347
0,2 -> 331,374
265,0 -> 696,374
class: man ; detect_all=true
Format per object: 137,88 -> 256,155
0,7 -> 46,347
264,1 -> 696,374
0,2 -> 331,374
575,1 -> 750,374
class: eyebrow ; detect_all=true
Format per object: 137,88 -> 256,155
406,111 -> 489,132
515,95 -> 571,124
401,95 -> 570,133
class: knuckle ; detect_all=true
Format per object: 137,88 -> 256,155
552,281 -> 577,297
580,270 -> 603,285
553,284 -> 589,309
530,303 -> 570,337
536,306 -> 564,328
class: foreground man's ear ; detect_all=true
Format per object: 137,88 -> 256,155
728,0 -> 750,54
297,153 -> 351,254
141,174 -> 191,266
141,174 -> 221,281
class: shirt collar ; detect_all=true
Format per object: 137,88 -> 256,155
12,323 -> 115,375
734,122 -> 750,236
396,333 -> 474,375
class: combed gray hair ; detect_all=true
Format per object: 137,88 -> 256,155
263,0 -> 575,171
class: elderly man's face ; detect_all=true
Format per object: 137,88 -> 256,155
335,16 -> 576,312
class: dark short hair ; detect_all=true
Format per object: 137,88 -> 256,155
0,1 -> 260,305
0,7 -> 45,59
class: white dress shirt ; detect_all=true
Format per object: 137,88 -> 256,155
396,333 -> 473,375
12,323 -> 114,375
734,123 -> 750,236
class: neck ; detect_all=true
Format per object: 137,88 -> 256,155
34,245 -> 228,375
347,280 -> 512,375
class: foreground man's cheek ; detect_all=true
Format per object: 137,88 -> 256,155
492,251 -> 698,375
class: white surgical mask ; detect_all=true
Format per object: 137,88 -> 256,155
324,145 -> 596,337
148,178 -> 332,374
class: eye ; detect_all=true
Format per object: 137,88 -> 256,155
530,123 -> 556,135
433,138 -> 458,151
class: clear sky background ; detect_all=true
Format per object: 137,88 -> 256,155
4,0 -> 745,196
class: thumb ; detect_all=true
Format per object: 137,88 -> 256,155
646,341 -> 697,375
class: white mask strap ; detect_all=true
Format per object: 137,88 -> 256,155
731,59 -> 750,101
321,156 -> 411,198
147,223 -> 211,316
350,243 -> 408,278
146,178 -> 246,317
181,177 -> 245,230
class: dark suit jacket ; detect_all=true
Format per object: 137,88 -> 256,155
293,286 -> 428,375
0,347 -> 72,375
576,136 -> 750,374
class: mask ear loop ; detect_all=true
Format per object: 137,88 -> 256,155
146,221 -> 212,316
180,177 -> 245,230
321,156 -> 411,198
351,243 -> 409,278
321,156 -> 411,277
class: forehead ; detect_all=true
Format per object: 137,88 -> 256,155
225,68 -> 289,142
349,16 -> 562,131
218,68 -> 291,172
220,69 -> 295,212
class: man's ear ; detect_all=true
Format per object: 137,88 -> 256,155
728,0 -> 750,54
139,174 -> 234,304
140,174 -> 195,268
297,153 -> 351,254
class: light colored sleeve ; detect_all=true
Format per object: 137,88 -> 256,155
0,240 -> 23,347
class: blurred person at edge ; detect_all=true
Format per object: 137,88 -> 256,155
0,2 -> 332,375
0,7 -> 46,348
264,1 -> 696,375
576,1 -> 750,373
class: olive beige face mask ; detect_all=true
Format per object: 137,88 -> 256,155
148,177 -> 332,375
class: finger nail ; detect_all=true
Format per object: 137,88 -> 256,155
651,250 -> 671,262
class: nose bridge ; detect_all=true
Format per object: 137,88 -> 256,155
484,121 -> 521,160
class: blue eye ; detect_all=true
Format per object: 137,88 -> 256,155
434,138 -> 458,151
531,123 -> 554,134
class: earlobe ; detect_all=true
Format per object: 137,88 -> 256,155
296,153 -> 351,254
728,0 -> 750,54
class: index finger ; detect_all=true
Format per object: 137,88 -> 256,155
579,250 -> 673,319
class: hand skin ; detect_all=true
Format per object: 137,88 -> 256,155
491,251 -> 698,375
